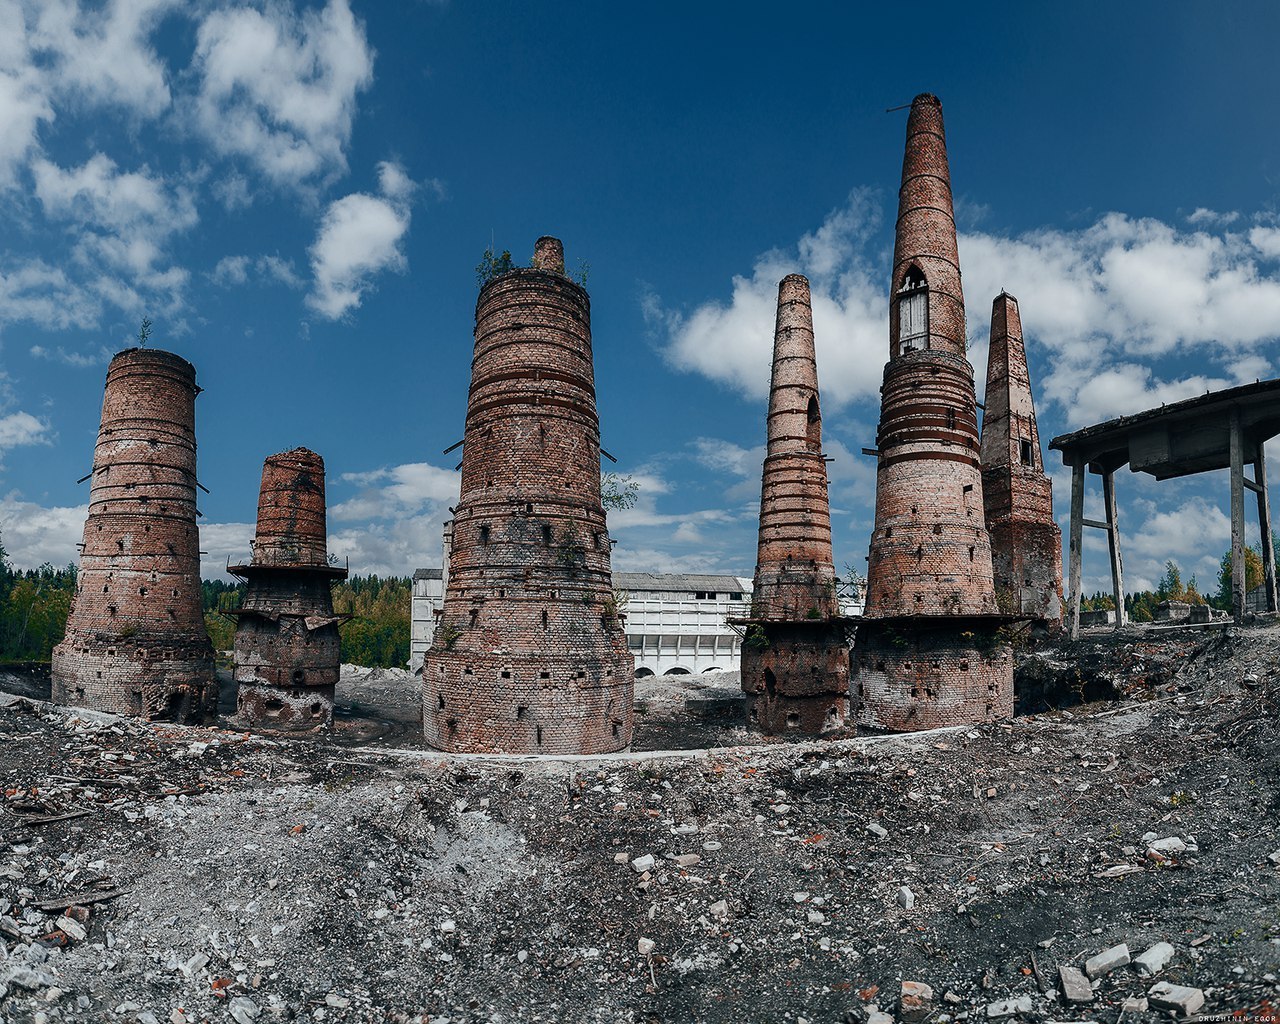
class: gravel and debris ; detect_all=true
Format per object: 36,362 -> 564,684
0,620 -> 1278,1022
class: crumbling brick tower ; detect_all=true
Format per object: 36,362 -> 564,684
423,236 -> 634,754
51,348 -> 216,723
979,293 -> 1063,626
739,274 -> 853,734
853,94 -> 1014,732
228,448 -> 347,731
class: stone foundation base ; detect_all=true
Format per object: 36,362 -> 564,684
740,620 -> 852,735
51,639 -> 216,724
853,619 -> 1012,732
234,682 -> 335,732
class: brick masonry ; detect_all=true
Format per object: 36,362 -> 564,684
50,348 -> 216,723
741,275 -> 852,734
979,294 -> 1063,625
855,94 -> 1013,731
230,448 -> 346,732
422,236 -> 634,754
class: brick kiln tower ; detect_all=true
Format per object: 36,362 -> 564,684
852,94 -> 1014,731
980,293 -> 1063,626
739,274 -> 853,733
228,448 -> 347,731
51,348 -> 216,723
423,236 -> 634,754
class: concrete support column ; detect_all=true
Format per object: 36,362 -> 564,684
1230,408 -> 1246,623
1102,468 -> 1126,629
1068,458 -> 1085,639
1256,446 -> 1278,613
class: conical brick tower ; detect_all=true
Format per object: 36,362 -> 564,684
229,448 -> 347,731
739,275 -> 853,733
853,94 -> 1013,731
51,348 -> 216,723
423,236 -> 634,753
980,293 -> 1062,626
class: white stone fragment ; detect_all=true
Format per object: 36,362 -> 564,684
1147,981 -> 1204,1017
1133,941 -> 1174,977
1084,943 -> 1130,978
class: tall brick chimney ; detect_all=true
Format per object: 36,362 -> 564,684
229,448 -> 347,731
852,94 -> 1014,732
980,293 -> 1063,625
739,275 -> 852,733
423,236 -> 634,753
51,348 -> 216,723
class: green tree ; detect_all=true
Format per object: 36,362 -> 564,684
1216,545 -> 1264,607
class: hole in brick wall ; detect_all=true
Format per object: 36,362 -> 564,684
479,525 -> 490,545
786,713 -> 800,728
933,524 -> 942,535
107,648 -> 116,656
464,666 -> 474,676
612,722 -> 619,738
103,585 -> 109,592
447,718 -> 458,733
167,610 -> 175,620
139,587 -> 146,596
960,660 -> 969,671
1020,439 -> 1034,466
764,668 -> 777,699
536,726 -> 543,745
541,609 -> 548,628
876,661 -> 885,671
541,524 -> 552,545
292,669 -> 305,684
915,594 -> 923,603
310,703 -> 323,717
970,546 -> 975,561
109,606 -> 117,616
172,589 -> 178,596
539,670 -> 550,679
469,609 -> 478,626
885,527 -> 893,538
911,506 -> 918,515
576,670 -> 585,678
438,693 -> 446,709
498,589 -> 505,598
526,503 -> 533,514
439,665 -> 445,675
916,546 -> 923,559
594,532 -> 603,549
264,699 -> 284,716
516,706 -> 527,719
501,669 -> 511,678
931,660 -> 941,669
144,525 -> 150,532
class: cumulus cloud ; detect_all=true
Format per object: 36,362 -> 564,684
211,253 -> 303,289
331,460 -> 458,521
0,259 -> 102,330
0,495 -> 85,569
189,0 -> 374,187
307,161 -> 415,319
652,188 -> 887,408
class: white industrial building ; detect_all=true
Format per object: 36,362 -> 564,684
410,568 -> 862,676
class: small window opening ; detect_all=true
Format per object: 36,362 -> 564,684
536,726 -> 543,745
541,524 -> 552,545
541,609 -> 548,628
1020,439 -> 1034,466
469,609 -> 478,626
479,525 -> 490,545
897,266 -> 928,355
438,693 -> 446,709
764,667 -> 777,698
501,669 -> 511,679
516,706 -> 527,720
540,670 -> 550,679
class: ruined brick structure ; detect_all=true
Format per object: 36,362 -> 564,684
423,236 -> 634,754
51,348 -> 216,723
853,94 -> 1013,731
229,448 -> 347,731
739,275 -> 852,733
979,293 -> 1063,625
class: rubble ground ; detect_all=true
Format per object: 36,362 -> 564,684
1,622 -> 1279,1024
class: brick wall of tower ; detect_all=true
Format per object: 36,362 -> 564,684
741,274 -> 851,733
980,294 -> 1063,623
232,448 -> 345,732
51,348 -> 215,723
423,236 -> 634,754
855,93 -> 1012,732
854,621 -> 1012,732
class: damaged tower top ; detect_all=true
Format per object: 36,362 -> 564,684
423,236 -> 634,754
979,293 -> 1063,625
229,448 -> 347,732
853,94 -> 1014,732
739,274 -> 853,734
51,347 -> 217,723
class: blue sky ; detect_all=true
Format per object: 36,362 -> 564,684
2,1 -> 1280,598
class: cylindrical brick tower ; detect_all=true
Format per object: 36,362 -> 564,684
423,236 -> 634,754
980,293 -> 1063,626
51,348 -> 216,723
739,275 -> 853,733
229,448 -> 347,731
853,94 -> 1013,732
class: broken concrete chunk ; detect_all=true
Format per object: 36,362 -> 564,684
1267,849 -> 1280,867
1132,941 -> 1174,977
1147,981 -> 1205,1017
897,886 -> 916,910
1058,965 -> 1094,1004
637,937 -> 655,955
867,821 -> 889,839
866,1005 -> 894,1024
1147,837 -> 1187,856
1083,943 -> 1129,978
1121,997 -> 1148,1013
709,899 -> 730,922
630,854 -> 656,874
984,994 -> 1033,1019
671,853 -> 701,869
899,980 -> 934,1023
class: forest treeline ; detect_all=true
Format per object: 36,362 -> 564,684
0,533 -> 412,667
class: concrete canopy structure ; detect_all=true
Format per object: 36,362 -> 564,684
423,236 -> 634,754
228,448 -> 347,731
738,274 -> 853,734
1049,378 -> 1280,634
979,293 -> 1063,626
853,94 -> 1014,732
51,348 -> 216,723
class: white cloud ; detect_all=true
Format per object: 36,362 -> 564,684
29,343 -> 114,368
330,461 -> 459,522
189,0 -> 374,187
307,161 -> 414,319
1187,207 -> 1239,226
0,258 -> 102,330
0,495 -> 86,569
197,520 -> 256,580
212,253 -> 303,289
653,188 -> 887,408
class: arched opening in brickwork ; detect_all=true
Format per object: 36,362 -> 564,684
897,265 -> 928,356
806,396 -> 821,447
